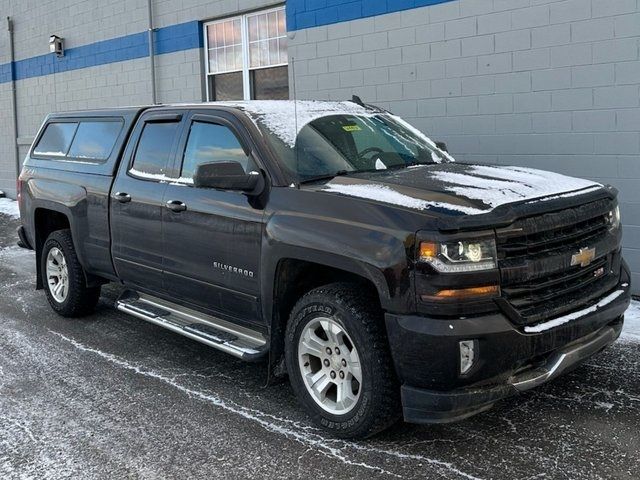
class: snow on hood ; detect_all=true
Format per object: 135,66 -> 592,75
324,183 -> 483,215
428,165 -> 602,209
318,163 -> 604,216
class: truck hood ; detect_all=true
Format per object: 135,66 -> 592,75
306,163 -> 608,228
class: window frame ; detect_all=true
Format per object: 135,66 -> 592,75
172,113 -> 256,187
31,117 -> 124,164
203,5 -> 288,101
127,113 -> 185,183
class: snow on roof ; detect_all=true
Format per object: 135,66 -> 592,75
168,100 -> 454,160
0,198 -> 20,219
430,165 -> 601,208
218,100 -> 375,148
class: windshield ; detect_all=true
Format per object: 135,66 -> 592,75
256,113 -> 453,182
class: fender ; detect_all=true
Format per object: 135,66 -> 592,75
27,179 -> 91,289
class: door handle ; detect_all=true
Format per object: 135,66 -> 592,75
114,192 -> 131,203
166,200 -> 187,212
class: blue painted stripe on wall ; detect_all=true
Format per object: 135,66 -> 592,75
0,20 -> 202,84
0,0 -> 455,83
286,0 -> 458,31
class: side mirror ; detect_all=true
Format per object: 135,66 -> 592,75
435,141 -> 448,153
194,161 -> 262,193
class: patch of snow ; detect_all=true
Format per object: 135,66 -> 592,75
524,289 -> 626,333
50,331 -> 482,480
0,198 -> 20,219
535,185 -> 604,203
33,151 -> 66,157
432,165 -> 601,209
594,401 -> 614,412
389,115 -> 455,162
129,169 -> 194,185
224,100 -> 374,148
324,183 -> 484,215
224,102 -> 451,164
621,299 -> 640,343
374,159 -> 387,170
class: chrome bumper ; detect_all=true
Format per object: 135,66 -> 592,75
511,324 -> 621,392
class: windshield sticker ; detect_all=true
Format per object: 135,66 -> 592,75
342,125 -> 361,132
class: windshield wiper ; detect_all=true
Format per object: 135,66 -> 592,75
298,170 -> 350,184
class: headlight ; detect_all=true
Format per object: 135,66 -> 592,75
607,206 -> 621,231
419,238 -> 497,273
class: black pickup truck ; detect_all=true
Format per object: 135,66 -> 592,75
17,100 -> 630,438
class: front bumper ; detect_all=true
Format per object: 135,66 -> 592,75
386,263 -> 631,424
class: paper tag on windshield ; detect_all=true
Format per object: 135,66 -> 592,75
342,125 -> 361,132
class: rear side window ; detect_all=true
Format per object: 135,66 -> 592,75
131,122 -> 181,177
33,122 -> 78,157
33,119 -> 124,161
67,121 -> 123,160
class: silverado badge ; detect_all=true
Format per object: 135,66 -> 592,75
571,247 -> 596,268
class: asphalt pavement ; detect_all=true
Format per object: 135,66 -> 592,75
0,211 -> 638,479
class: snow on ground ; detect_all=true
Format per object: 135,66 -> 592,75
621,299 -> 640,343
0,198 -> 19,219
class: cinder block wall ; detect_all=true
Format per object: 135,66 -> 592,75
288,0 -> 640,292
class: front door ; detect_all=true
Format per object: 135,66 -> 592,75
110,111 -> 185,292
161,111 -> 265,326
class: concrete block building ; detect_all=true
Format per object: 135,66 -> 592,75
1,0 -> 639,290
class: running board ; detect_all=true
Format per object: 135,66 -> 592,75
116,291 -> 267,361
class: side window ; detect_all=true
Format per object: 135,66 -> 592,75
181,121 -> 255,181
130,121 -> 181,178
33,122 -> 78,157
68,121 -> 123,160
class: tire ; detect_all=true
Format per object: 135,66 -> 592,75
41,229 -> 100,317
285,282 -> 401,438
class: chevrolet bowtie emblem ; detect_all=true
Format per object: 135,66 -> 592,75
571,247 -> 596,268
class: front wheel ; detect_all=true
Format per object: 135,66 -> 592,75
41,229 -> 100,317
285,283 -> 400,438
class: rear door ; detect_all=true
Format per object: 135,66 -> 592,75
110,111 -> 185,292
161,110 -> 266,326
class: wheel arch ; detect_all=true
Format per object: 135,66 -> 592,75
265,253 -> 388,382
32,205 -> 101,289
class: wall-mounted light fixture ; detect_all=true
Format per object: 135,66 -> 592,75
49,35 -> 64,57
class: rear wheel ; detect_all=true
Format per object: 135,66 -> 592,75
41,229 -> 100,317
285,283 -> 400,438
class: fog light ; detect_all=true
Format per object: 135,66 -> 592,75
459,340 -> 477,375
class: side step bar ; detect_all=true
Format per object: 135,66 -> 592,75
116,291 -> 268,361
